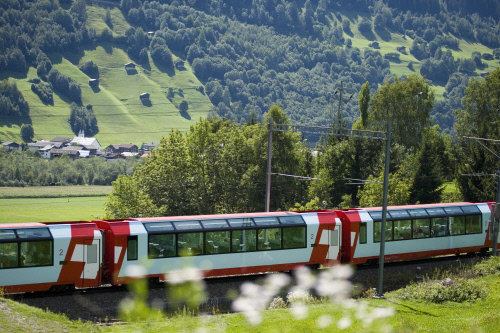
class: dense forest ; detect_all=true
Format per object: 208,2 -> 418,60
2,0 -> 500,134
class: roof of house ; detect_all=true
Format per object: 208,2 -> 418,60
51,137 -> 73,143
2,142 -> 19,146
71,137 -> 100,147
28,140 -> 51,148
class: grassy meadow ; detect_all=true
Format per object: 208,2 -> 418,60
0,186 -> 111,223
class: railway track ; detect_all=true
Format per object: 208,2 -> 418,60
6,253 -> 489,322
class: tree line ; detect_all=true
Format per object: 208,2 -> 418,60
0,149 -> 141,187
104,70 -> 500,218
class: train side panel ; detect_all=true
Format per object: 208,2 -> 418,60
340,202 -> 495,265
105,211 -> 341,284
0,223 -> 102,294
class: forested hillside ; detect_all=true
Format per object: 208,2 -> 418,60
1,0 -> 500,145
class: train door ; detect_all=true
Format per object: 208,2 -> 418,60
82,239 -> 101,288
327,221 -> 342,261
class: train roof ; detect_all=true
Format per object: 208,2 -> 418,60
132,211 -> 305,222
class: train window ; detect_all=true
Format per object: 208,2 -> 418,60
431,217 -> 448,237
374,222 -> 381,242
449,216 -> 465,235
413,219 -> 431,238
278,216 -> 305,225
19,241 -> 52,267
144,222 -> 174,233
87,244 -> 98,264
374,221 -> 394,242
205,231 -> 230,254
425,207 -> 445,216
228,218 -> 254,228
253,217 -> 280,226
0,242 -> 18,268
178,232 -> 204,256
148,234 -> 176,258
201,219 -> 229,229
359,223 -> 367,244
127,236 -> 138,261
408,208 -> 428,218
389,210 -> 410,219
444,207 -> 464,216
283,226 -> 306,248
368,211 -> 382,221
465,215 -> 482,234
394,220 -> 411,240
231,229 -> 256,252
258,228 -> 281,250
0,229 -> 16,240
16,228 -> 51,239
461,205 -> 480,214
173,221 -> 202,231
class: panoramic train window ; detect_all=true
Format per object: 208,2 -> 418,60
359,223 -> 367,244
253,217 -> 280,226
127,236 -> 138,261
283,227 -> 306,249
278,216 -> 305,225
205,230 -> 230,254
258,228 -> 281,250
178,232 -> 203,256
231,229 -> 256,252
144,222 -> 174,233
0,242 -> 18,268
393,220 -> 411,240
408,208 -> 428,218
465,215 -> 481,234
201,219 -> 229,229
374,221 -> 394,242
431,217 -> 448,237
0,229 -> 16,240
228,218 -> 254,228
16,228 -> 51,239
148,234 -> 176,258
20,241 -> 52,267
413,218 -> 431,238
449,216 -> 465,235
173,221 -> 202,231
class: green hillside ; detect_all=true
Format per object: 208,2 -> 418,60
0,3 -> 210,147
2,1 -> 500,144
2,44 -> 210,147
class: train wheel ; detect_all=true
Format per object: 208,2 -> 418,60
480,248 -> 488,256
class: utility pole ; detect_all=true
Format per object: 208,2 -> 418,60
463,136 -> 500,255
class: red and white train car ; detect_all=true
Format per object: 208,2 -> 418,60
95,211 -> 341,285
0,222 -> 102,293
337,202 -> 497,265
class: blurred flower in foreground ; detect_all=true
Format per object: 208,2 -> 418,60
166,265 -> 206,309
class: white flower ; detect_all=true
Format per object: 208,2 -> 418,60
316,315 -> 333,328
337,317 -> 352,329
289,302 -> 308,320
166,267 -> 203,285
125,264 -> 146,278
293,266 -> 315,291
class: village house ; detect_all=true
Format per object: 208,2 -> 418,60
140,93 -> 150,101
141,142 -> 159,151
70,130 -> 101,151
397,46 -> 406,53
2,142 -> 22,152
89,79 -> 99,87
125,62 -> 136,71
105,144 -> 139,154
175,60 -> 185,69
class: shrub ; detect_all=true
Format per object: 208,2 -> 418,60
393,278 -> 487,303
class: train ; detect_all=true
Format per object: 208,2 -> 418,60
0,201 -> 498,294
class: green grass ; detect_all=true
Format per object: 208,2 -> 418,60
0,185 -> 111,198
0,196 -> 108,223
